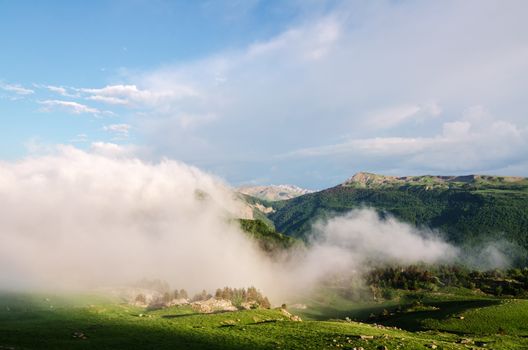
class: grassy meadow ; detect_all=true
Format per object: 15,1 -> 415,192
2,288 -> 528,349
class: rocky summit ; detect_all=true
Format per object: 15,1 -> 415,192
342,172 -> 527,189
237,184 -> 314,201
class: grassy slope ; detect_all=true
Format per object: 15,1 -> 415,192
421,299 -> 528,336
238,218 -> 299,252
2,291 -> 528,349
294,287 -> 528,349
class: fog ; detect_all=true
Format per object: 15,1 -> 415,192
461,239 -> 524,270
0,144 -> 273,292
287,210 -> 459,288
0,145 -> 468,301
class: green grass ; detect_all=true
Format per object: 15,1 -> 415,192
289,288 -> 528,349
238,219 -> 299,253
291,287 -> 401,321
2,291 -> 528,349
0,292 -> 493,349
422,299 -> 528,336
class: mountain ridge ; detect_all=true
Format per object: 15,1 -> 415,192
257,172 -> 528,265
237,184 -> 314,201
342,172 -> 527,189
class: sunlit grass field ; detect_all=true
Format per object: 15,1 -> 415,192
1,290 -> 528,349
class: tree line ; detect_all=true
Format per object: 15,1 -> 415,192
366,264 -> 528,297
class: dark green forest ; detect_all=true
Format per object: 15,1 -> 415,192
260,175 -> 528,264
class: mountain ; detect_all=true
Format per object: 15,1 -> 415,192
342,172 -> 527,190
237,184 -> 314,201
265,172 -> 528,260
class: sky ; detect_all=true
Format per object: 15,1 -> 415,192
1,0 -> 527,189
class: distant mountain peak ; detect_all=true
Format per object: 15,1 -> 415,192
343,172 -> 526,189
238,184 -> 314,201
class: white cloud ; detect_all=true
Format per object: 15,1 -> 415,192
305,18 -> 341,60
38,99 -> 113,117
25,1 -> 528,186
1,83 -> 34,95
178,113 -> 218,129
89,142 -> 140,158
0,145 -> 273,292
46,85 -> 67,95
363,104 -> 426,129
246,16 -> 341,61
44,85 -> 79,97
70,133 -> 88,143
31,84 -> 79,97
288,107 -> 527,173
81,84 -> 198,107
103,123 -> 131,139
129,2 -> 526,174
310,209 -> 458,265
23,138 -> 55,155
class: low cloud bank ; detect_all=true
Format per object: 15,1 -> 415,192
0,145 -> 275,293
312,209 -> 458,264
291,210 -> 459,286
0,146 -> 504,301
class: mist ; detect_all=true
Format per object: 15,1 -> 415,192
461,239 -> 524,270
290,209 -> 459,287
0,144 -> 275,293
0,145 -> 476,302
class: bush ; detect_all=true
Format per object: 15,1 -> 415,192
381,288 -> 396,300
179,289 -> 188,299
135,294 -> 146,304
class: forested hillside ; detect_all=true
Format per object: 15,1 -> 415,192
267,173 -> 528,255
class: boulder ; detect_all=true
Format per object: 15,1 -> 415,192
191,298 -> 237,313
280,308 -> 302,322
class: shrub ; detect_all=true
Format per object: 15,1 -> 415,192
135,294 -> 146,304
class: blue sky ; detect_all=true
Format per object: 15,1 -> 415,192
1,0 -> 527,189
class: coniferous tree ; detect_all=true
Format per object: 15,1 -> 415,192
179,289 -> 188,299
173,289 -> 181,299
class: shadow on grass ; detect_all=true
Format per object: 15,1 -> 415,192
0,292 -> 278,350
298,303 -> 395,322
160,310 -> 236,319
374,299 -> 502,332
0,314 -> 275,350
299,298 -> 502,333
161,313 -> 201,319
